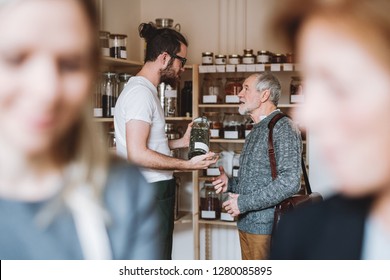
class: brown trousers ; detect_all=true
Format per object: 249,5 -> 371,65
239,230 -> 271,260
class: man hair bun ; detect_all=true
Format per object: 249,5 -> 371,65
138,22 -> 158,41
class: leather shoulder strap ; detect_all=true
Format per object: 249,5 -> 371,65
268,112 -> 286,180
267,112 -> 312,194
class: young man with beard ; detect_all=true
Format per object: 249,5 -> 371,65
212,73 -> 302,259
114,23 -> 216,259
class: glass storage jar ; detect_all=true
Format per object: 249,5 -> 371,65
107,131 -> 116,148
215,54 -> 227,65
180,81 -> 192,117
256,50 -> 271,64
117,73 -> 132,95
220,192 -> 235,222
204,112 -> 222,139
242,53 -> 255,64
101,72 -> 118,117
223,113 -> 245,139
228,54 -> 241,65
272,53 -> 286,64
202,52 -> 214,65
164,84 -> 178,117
286,53 -> 294,63
290,76 -> 304,103
93,83 -> 103,117
224,78 -> 243,103
99,31 -> 110,57
205,150 -> 224,176
200,181 -> 221,220
109,34 -> 127,59
188,116 -> 210,159
165,123 -> 181,158
232,150 -> 241,178
202,74 -> 223,104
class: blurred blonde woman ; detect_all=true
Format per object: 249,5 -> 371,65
0,0 -> 160,259
271,0 -> 390,259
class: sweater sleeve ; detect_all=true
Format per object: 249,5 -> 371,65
237,121 -> 302,214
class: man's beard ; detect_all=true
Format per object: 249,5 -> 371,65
160,65 -> 180,88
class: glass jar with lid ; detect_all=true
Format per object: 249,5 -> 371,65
117,73 -> 132,95
232,150 -> 241,178
223,113 -> 245,139
203,112 -> 222,139
242,54 -> 256,64
99,31 -> 110,57
286,53 -> 294,63
228,54 -> 241,65
215,54 -> 227,65
93,83 -> 102,117
205,150 -> 224,176
290,76 -> 304,103
202,52 -> 214,65
201,74 -> 224,104
220,193 -> 235,222
107,131 -> 116,148
109,34 -> 127,59
243,49 -> 254,55
272,53 -> 286,64
101,72 -> 118,117
200,180 -> 221,220
224,78 -> 243,103
257,50 -> 271,64
164,84 -> 178,117
188,116 -> 210,159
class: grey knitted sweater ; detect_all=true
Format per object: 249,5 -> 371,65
227,110 -> 302,235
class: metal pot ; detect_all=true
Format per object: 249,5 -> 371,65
155,18 -> 181,31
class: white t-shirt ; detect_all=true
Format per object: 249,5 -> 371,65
114,76 -> 173,183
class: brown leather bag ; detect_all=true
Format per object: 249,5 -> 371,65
267,113 -> 323,234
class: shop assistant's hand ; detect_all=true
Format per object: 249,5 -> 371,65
212,166 -> 228,194
181,122 -> 193,148
222,193 -> 240,217
187,152 -> 218,170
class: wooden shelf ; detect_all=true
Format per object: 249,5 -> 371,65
199,219 -> 237,227
210,139 -> 245,144
165,117 -> 193,121
174,211 -> 193,224
93,117 -> 113,122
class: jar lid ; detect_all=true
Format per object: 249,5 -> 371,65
109,33 -> 128,38
100,30 -> 110,36
118,73 -> 132,79
202,52 -> 214,56
257,50 -> 269,55
215,54 -> 226,58
229,54 -> 241,58
103,72 -> 117,78
243,49 -> 253,54
243,53 -> 255,57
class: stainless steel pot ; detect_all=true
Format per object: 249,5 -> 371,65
155,18 -> 181,31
